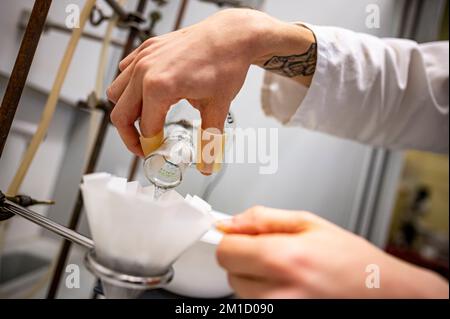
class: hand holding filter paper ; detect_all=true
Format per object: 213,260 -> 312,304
80,173 -> 214,280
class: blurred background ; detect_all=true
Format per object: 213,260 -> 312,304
0,0 -> 448,298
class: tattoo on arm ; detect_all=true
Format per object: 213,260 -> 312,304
263,43 -> 317,78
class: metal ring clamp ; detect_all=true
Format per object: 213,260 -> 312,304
84,249 -> 174,291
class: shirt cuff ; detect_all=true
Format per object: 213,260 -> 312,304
260,23 -> 331,129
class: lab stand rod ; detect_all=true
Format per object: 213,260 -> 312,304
173,0 -> 189,30
2,200 -> 94,250
0,0 -> 52,158
104,0 -> 130,21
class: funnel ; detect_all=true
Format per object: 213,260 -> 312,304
80,173 -> 214,298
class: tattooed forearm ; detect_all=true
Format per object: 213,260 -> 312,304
263,43 -> 317,78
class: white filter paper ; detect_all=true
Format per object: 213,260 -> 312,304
81,173 -> 214,279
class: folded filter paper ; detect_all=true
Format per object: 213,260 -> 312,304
81,173 -> 214,298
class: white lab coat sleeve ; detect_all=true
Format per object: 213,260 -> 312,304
261,24 -> 449,154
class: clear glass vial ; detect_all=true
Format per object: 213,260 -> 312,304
143,121 -> 195,189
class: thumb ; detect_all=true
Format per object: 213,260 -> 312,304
196,102 -> 228,175
216,206 -> 322,235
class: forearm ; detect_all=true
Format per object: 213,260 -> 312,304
217,9 -> 317,86
251,17 -> 317,87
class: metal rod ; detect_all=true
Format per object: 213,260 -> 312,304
0,0 -> 52,158
118,0 -> 148,64
17,13 -> 125,48
3,200 -> 94,249
173,0 -> 189,30
104,0 -> 129,21
47,0 -> 150,299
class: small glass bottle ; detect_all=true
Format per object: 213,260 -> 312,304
143,121 -> 194,190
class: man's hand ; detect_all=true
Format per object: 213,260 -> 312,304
106,9 -> 315,173
216,206 -> 449,298
107,9 -> 270,161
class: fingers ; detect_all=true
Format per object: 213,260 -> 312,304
119,47 -> 138,72
199,100 -> 229,132
118,39 -> 151,72
109,45 -> 156,103
107,61 -> 133,103
217,234 -> 289,279
139,75 -> 174,138
140,131 -> 164,157
110,75 -> 144,157
216,206 -> 321,235
228,274 -> 299,299
196,101 -> 229,175
111,43 -> 174,156
227,274 -> 276,298
140,98 -> 170,138
118,37 -> 159,72
119,30 -> 179,71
